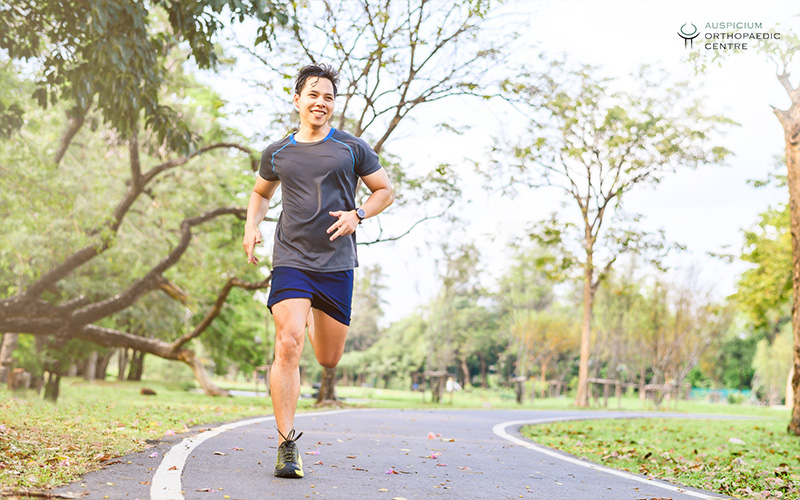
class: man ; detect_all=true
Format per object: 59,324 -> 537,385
242,63 -> 393,479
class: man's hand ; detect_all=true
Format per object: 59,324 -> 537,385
243,224 -> 263,265
327,210 -> 359,241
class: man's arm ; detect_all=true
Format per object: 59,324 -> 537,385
243,175 -> 281,265
327,167 -> 394,241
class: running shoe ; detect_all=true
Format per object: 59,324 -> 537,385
274,428 -> 304,478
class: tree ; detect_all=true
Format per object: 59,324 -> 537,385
243,0 -> 512,401
0,50 -> 271,398
640,275 -> 732,408
496,239 -> 576,395
345,264 -> 386,352
494,61 -> 733,406
688,20 -> 800,434
753,324 -> 793,405
0,0 -> 288,153
426,243 -> 483,402
736,204 -> 792,339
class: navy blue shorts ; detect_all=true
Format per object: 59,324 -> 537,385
267,267 -> 354,326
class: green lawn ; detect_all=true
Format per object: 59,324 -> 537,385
522,417 -> 800,500
0,378 -> 793,496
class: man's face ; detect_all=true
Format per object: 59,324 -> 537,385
293,76 -> 335,129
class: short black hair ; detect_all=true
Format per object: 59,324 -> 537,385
295,63 -> 340,97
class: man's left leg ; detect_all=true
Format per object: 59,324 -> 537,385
306,308 -> 348,369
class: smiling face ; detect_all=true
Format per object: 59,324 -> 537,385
293,76 -> 335,132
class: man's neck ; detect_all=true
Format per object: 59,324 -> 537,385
294,124 -> 332,143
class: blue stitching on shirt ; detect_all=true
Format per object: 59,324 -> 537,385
330,137 -> 355,174
271,141 -> 292,175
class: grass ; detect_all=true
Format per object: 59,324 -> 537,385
0,377 -> 793,496
522,417 -> 800,500
0,378 -> 289,491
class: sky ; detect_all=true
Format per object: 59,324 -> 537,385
200,0 -> 798,324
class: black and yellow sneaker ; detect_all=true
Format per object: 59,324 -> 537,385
274,428 -> 304,478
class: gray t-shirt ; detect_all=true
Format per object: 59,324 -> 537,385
258,128 -> 382,272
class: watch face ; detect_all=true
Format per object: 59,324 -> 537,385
357,208 -> 366,219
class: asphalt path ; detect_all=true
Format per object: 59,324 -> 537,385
54,408 -> 743,500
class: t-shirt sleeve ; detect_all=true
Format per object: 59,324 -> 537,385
351,137 -> 382,177
258,143 -> 280,181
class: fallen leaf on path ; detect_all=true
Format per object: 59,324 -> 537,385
385,470 -> 399,474
441,438 -> 455,442
458,466 -> 470,470
196,488 -> 213,492
427,432 -> 435,439
148,452 -> 158,458
305,450 -> 320,455
346,455 -> 357,459
140,481 -> 150,485
213,451 -> 227,456
313,461 -> 323,465
436,463 -> 447,467
232,447 -> 243,451
168,466 -> 178,471
377,488 -> 388,492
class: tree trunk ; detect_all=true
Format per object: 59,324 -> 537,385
540,357 -> 549,399
127,350 -> 145,381
317,366 -> 337,403
639,364 -> 647,401
788,364 -> 795,409
44,363 -> 62,402
576,249 -> 595,407
118,348 -> 129,380
96,350 -> 112,380
183,352 -> 230,396
460,357 -> 470,389
84,350 -> 98,381
779,94 -> 800,434
478,352 -> 487,388
0,333 -> 18,383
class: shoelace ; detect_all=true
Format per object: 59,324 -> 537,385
277,428 -> 303,463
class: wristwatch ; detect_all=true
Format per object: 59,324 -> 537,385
356,207 -> 366,224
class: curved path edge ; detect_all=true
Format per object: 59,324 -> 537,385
150,409 -> 352,500
493,416 -> 730,500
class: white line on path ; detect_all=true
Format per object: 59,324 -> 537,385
150,409 -> 352,500
492,417 -> 729,500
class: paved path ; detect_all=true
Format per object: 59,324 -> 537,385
55,409 -> 740,500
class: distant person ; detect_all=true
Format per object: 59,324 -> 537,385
242,63 -> 393,479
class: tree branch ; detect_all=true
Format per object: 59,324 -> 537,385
16,143 -> 255,303
170,275 -> 272,352
54,105 -> 88,167
358,202 -> 453,246
69,207 -> 249,325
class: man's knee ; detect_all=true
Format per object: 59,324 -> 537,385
316,351 -> 342,369
274,329 -> 304,362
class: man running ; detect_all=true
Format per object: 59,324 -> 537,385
242,63 -> 393,479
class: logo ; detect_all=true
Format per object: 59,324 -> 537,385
678,22 -> 700,48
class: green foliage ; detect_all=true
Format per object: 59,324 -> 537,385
694,331 -> 760,390
0,0 -> 288,152
201,288 -> 270,376
346,264 -> 387,352
0,53 -> 266,380
735,204 -> 792,335
752,324 -> 793,404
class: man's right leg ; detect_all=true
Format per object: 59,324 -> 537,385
270,297 -> 312,442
